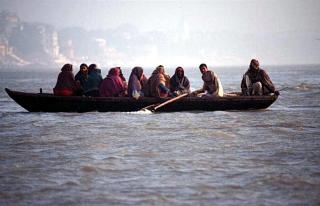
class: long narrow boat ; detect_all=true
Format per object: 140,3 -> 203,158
5,88 -> 278,112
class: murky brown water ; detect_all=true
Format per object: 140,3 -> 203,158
0,65 -> 319,205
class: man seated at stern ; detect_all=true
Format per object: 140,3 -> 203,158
241,59 -> 279,96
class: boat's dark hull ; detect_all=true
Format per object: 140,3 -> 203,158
5,88 -> 278,112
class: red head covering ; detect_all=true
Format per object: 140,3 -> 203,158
99,67 -> 125,97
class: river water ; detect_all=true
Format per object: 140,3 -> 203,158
0,65 -> 319,205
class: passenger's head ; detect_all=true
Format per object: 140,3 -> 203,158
116,67 -> 123,76
115,67 -> 126,81
132,66 -> 143,80
61,63 -> 73,72
199,63 -> 208,74
156,65 -> 165,74
88,64 -> 97,72
175,66 -> 184,78
250,59 -> 260,70
80,63 -> 88,74
108,67 -> 120,76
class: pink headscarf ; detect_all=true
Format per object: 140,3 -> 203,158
99,67 -> 125,97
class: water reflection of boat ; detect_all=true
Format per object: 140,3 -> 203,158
5,88 -> 278,112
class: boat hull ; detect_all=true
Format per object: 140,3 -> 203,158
5,88 -> 278,112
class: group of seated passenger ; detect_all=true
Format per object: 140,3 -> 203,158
53,59 -> 277,98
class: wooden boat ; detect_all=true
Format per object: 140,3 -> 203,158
5,88 -> 278,112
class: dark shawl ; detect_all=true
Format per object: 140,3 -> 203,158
169,68 -> 190,94
75,71 -> 88,88
83,67 -> 103,93
54,64 -> 77,90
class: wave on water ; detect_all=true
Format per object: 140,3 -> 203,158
126,110 -> 153,115
290,83 -> 319,92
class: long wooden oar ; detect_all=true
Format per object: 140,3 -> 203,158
140,89 -> 202,112
139,93 -> 188,112
154,92 -> 190,111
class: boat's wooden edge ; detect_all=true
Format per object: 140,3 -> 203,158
5,88 -> 278,112
5,88 -> 278,101
5,88 -> 10,94
5,88 -> 16,98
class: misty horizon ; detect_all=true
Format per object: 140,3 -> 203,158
0,0 -> 319,68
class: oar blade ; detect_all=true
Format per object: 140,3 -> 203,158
139,104 -> 156,112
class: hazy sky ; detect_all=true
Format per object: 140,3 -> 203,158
1,0 -> 320,66
2,0 -> 319,33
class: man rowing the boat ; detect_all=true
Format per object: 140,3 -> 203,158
197,63 -> 224,97
241,59 -> 278,96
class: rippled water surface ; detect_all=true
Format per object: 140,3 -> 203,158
0,65 -> 320,205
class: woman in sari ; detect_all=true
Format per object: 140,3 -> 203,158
53,63 -> 77,96
144,65 -> 171,97
99,67 -> 126,97
127,66 -> 148,99
170,66 -> 190,96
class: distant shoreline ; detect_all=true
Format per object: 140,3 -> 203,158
0,64 -> 319,73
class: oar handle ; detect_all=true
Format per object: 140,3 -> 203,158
139,89 -> 202,112
153,93 -> 189,111
153,89 -> 202,111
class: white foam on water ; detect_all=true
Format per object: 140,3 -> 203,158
126,110 -> 153,115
